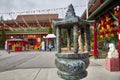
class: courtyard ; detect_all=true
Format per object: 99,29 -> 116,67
0,50 -> 120,80
0,0 -> 120,80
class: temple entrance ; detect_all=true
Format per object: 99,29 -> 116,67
28,39 -> 35,46
28,38 -> 36,50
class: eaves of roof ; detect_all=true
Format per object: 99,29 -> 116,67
88,0 -> 120,20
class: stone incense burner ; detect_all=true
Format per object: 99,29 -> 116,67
52,4 -> 90,80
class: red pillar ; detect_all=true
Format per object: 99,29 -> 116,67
118,10 -> 120,60
118,29 -> 120,59
93,22 -> 97,58
117,25 -> 120,71
119,10 -> 120,24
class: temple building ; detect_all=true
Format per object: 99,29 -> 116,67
81,0 -> 120,58
0,14 -> 61,51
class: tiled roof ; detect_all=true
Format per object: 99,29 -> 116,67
16,14 -> 59,21
81,0 -> 102,19
82,0 -> 120,19
0,14 -> 62,30
0,14 -> 62,24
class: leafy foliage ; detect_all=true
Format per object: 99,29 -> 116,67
1,28 -> 6,49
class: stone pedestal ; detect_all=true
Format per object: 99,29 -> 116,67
106,58 -> 120,71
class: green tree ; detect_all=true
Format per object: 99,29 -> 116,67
61,29 -> 67,47
0,16 -> 6,49
1,27 -> 6,49
48,26 -> 52,34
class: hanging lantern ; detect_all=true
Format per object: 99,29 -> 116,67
99,28 -> 104,39
104,30 -> 109,38
100,29 -> 103,33
107,25 -> 110,30
112,7 -> 118,16
99,32 -> 104,39
100,17 -> 105,29
105,19 -> 111,24
104,13 -> 110,21
111,27 -> 115,33
100,22 -> 105,31
115,11 -> 118,16
100,35 -> 103,39
110,29 -> 116,37
111,33 -> 114,37
104,13 -> 111,30
101,20 -> 104,24
101,27 -> 105,32
105,34 -> 109,38
100,17 -> 105,25
106,17 -> 111,22
100,23 -> 103,28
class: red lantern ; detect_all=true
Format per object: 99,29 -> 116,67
99,32 -> 104,35
100,17 -> 105,21
104,13 -> 110,17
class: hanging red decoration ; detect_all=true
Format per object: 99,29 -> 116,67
104,30 -> 109,38
111,33 -> 114,37
106,25 -> 111,30
118,10 -> 120,24
100,35 -> 103,39
99,32 -> 104,39
104,13 -> 111,30
105,34 -> 109,38
99,32 -> 104,35
100,18 -> 106,33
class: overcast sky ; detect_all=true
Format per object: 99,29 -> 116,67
0,0 -> 87,20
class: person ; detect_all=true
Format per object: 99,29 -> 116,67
41,41 -> 45,51
8,44 -> 10,54
49,43 -> 52,51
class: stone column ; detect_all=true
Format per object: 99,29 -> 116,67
85,24 -> 90,51
56,26 -> 61,53
67,29 -> 71,50
81,28 -> 85,51
73,25 -> 78,53
54,38 -> 56,51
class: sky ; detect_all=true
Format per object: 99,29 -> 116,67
0,0 -> 87,20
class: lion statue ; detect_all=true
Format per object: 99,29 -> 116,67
107,43 -> 118,58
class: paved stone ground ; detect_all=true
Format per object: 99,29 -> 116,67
0,50 -> 120,80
